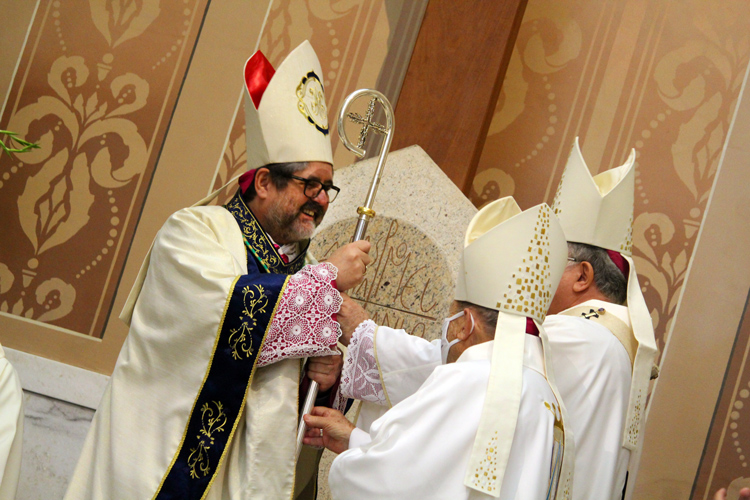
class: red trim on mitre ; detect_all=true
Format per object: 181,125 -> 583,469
606,249 -> 630,278
245,50 -> 275,109
526,318 -> 539,336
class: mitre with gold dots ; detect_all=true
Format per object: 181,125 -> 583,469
458,197 -> 573,499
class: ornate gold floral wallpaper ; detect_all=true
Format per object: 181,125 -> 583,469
473,0 -> 750,354
0,0 -> 425,343
0,0 -> 209,338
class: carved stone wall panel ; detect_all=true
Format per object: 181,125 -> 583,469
472,0 -> 750,353
310,217 -> 453,342
0,0 -> 209,337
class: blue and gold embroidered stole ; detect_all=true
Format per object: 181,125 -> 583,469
153,190 -> 307,499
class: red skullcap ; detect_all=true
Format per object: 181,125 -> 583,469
526,318 -> 539,336
606,249 -> 630,278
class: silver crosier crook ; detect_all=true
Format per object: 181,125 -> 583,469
295,89 -> 395,458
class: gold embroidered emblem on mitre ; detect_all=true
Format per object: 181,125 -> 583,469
552,137 -> 635,256
244,40 -> 332,172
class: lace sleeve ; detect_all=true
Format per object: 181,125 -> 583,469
340,320 -> 387,405
257,262 -> 342,367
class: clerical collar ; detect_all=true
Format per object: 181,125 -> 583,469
224,189 -> 308,274
266,234 -> 300,262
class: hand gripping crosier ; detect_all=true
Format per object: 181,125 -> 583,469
296,89 -> 395,458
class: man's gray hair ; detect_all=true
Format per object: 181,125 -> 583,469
567,242 -> 627,305
243,162 -> 308,201
454,300 -> 498,336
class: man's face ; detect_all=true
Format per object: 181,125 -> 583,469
265,161 -> 333,244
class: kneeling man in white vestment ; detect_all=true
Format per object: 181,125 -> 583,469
65,41 -> 371,500
304,199 -> 575,500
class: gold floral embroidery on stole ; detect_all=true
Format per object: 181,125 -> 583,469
225,195 -> 283,270
228,284 -> 269,360
187,401 -> 228,479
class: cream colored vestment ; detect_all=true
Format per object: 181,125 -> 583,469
331,338 -> 561,500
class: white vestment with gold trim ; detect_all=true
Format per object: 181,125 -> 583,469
331,337 -> 559,500
544,300 -> 632,500
349,302 -> 632,500
64,205 -> 338,500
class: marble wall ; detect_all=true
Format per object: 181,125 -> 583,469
5,348 -> 106,499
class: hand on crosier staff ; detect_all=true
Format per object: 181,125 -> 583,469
337,293 -> 370,346
303,406 -> 355,455
325,240 -> 371,291
307,353 -> 343,392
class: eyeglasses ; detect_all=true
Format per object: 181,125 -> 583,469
278,173 -> 340,203
567,257 -> 577,262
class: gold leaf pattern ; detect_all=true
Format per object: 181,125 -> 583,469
472,0 -> 750,355
228,284 -> 269,361
0,0 -> 207,335
89,0 -> 161,48
187,401 -> 227,479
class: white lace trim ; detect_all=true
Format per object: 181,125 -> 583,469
340,320 -> 387,405
258,262 -> 342,367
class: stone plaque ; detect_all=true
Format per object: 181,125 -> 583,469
311,216 -> 452,342
310,145 -> 478,341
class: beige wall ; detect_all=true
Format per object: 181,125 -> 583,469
472,0 -> 750,496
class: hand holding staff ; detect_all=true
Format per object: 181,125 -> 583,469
296,89 -> 395,458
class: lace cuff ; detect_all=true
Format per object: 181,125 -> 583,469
340,320 -> 387,405
258,262 -> 342,367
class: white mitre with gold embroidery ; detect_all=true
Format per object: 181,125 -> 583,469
458,198 -> 573,499
244,40 -> 332,170
552,137 -> 659,453
120,41 -> 332,326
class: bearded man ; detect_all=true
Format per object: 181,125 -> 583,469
65,41 -> 370,500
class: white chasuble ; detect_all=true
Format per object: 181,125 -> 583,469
66,190 -> 343,500
544,300 -> 632,500
331,338 -> 561,500
0,346 -> 23,500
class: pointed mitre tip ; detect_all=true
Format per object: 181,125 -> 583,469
464,196 -> 522,247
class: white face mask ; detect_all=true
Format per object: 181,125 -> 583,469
441,311 -> 474,364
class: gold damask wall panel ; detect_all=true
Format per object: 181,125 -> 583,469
209,0 -> 427,203
473,0 -> 750,350
0,0 -> 209,337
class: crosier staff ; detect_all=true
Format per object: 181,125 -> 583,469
296,89 -> 395,458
